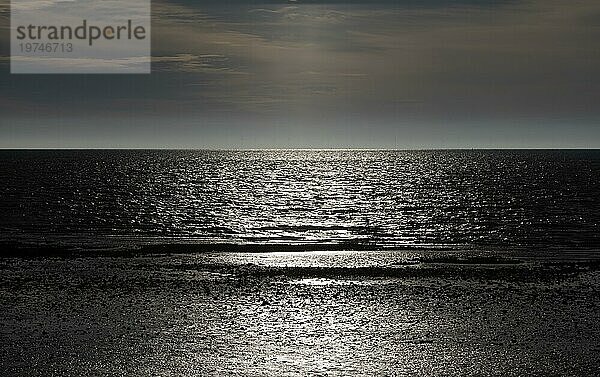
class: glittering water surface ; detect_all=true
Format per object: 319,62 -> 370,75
1,252 -> 599,376
1,149 -> 599,251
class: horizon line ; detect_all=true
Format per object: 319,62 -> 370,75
1,147 -> 599,151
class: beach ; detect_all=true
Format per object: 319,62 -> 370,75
2,250 -> 599,376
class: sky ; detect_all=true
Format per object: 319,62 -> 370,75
0,0 -> 599,148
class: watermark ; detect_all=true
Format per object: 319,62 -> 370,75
11,0 -> 150,74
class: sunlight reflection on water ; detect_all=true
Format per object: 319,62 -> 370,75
2,254 -> 600,375
290,277 -> 368,286
2,149 -> 600,252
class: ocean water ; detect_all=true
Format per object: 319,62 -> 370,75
1,149 -> 599,252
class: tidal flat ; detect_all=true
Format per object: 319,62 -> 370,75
1,250 -> 599,376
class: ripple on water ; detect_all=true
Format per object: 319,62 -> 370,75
1,149 -> 600,252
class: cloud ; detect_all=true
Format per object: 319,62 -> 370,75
151,54 -> 247,74
247,6 -> 346,23
10,55 -> 150,72
1,0 -> 600,147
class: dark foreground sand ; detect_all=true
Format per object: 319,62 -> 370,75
1,250 -> 599,376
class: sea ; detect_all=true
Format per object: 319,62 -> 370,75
1,149 -> 599,253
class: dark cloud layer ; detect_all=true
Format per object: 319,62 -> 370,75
1,0 -> 599,148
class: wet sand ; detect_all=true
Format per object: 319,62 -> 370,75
1,250 -> 599,376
